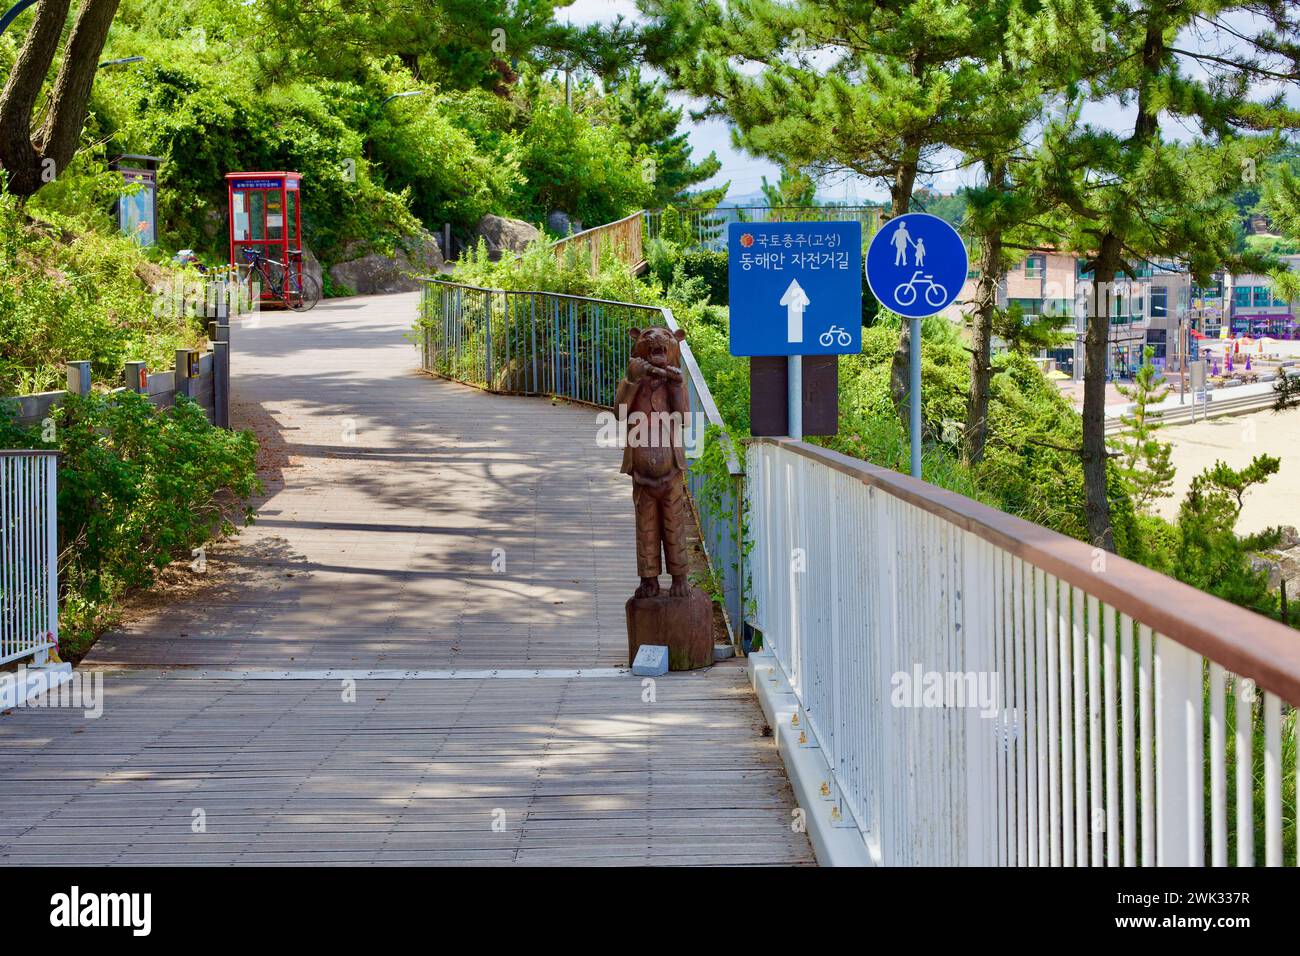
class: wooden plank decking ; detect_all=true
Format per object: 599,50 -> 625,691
0,293 -> 812,866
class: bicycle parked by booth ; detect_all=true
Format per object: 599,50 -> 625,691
240,247 -> 321,312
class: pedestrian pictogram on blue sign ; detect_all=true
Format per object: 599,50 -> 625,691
727,221 -> 863,356
864,213 -> 968,319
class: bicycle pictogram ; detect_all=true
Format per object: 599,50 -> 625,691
893,271 -> 948,309
818,325 -> 852,347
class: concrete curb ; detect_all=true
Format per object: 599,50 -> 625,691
748,651 -> 875,867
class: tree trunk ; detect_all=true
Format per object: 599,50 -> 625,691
1082,236 -> 1123,552
887,152 -> 919,426
37,0 -> 121,171
0,0 -> 71,196
0,0 -> 120,198
964,226 -> 1002,464
1078,15 -> 1164,551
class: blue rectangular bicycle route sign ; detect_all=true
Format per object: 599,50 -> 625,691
727,220 -> 863,356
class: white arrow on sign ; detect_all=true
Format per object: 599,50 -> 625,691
780,278 -> 810,343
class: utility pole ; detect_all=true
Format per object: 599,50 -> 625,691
1181,318 -> 1188,404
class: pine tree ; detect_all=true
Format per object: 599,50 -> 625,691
607,67 -> 725,209
1025,0 -> 1300,551
1174,455 -> 1284,618
1114,347 -> 1176,513
760,164 -> 816,208
644,0 -> 1098,458
260,0 -> 639,90
640,0 -> 1018,429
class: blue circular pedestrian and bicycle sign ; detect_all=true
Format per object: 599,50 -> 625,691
864,213 -> 968,319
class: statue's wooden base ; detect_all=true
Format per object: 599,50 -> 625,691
626,587 -> 713,671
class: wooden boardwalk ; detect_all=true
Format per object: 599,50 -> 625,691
0,293 -> 812,866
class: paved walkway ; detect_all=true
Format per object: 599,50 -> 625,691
0,293 -> 811,866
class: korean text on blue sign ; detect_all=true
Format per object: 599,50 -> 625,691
727,220 -> 863,356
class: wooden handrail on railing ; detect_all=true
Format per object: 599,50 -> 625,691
551,211 -> 645,276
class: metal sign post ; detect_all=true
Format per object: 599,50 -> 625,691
787,355 -> 803,440
727,221 -> 863,440
864,213 -> 969,478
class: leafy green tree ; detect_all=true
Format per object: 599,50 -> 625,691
258,0 -> 636,91
367,89 -> 520,229
1114,347 -> 1175,513
607,67 -> 724,208
1026,0 -> 1300,551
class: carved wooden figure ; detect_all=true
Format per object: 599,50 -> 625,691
616,326 -> 690,599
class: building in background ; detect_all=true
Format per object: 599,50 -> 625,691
1225,257 -> 1300,339
941,244 -> 1300,379
946,248 -> 1154,380
941,248 -> 1300,380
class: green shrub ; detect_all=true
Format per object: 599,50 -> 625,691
0,191 -> 207,395
680,250 -> 728,305
0,392 -> 260,657
508,99 -> 653,226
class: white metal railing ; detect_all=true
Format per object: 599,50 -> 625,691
0,450 -> 58,666
748,437 -> 1299,866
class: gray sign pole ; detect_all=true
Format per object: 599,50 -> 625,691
910,317 -> 922,477
788,355 -> 803,440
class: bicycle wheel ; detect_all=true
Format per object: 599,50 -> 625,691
925,283 -> 946,307
288,272 -> 322,312
895,282 -> 917,307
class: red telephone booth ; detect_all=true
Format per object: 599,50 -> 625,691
226,171 -> 304,304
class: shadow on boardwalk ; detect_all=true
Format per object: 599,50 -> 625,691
0,293 -> 812,866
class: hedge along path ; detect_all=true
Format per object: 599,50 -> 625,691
0,291 -> 812,867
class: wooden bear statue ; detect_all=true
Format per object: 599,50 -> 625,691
616,325 -> 690,599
